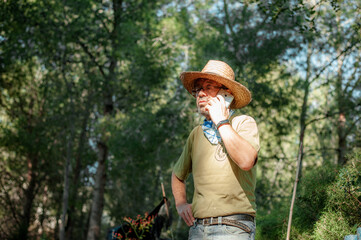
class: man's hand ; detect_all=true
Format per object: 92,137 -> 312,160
206,94 -> 230,125
176,203 -> 194,226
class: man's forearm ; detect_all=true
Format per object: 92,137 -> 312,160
171,172 -> 187,206
218,124 -> 258,171
171,172 -> 195,226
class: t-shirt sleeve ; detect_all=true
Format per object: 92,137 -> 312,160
172,127 -> 197,181
232,115 -> 260,152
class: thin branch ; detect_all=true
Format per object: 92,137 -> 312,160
346,76 -> 361,99
223,0 -> 240,59
345,114 -> 361,136
95,8 -> 111,36
346,187 -> 361,206
286,140 -> 303,240
303,147 -> 339,156
0,175 -> 20,226
223,0 -> 236,37
77,40 -> 106,78
344,64 -> 358,92
310,41 -> 359,84
305,111 -> 339,126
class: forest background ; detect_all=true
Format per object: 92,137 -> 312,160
0,0 -> 360,239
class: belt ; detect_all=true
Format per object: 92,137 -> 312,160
195,214 -> 254,233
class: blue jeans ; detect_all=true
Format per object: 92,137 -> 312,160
188,218 -> 256,240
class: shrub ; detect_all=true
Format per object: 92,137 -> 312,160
312,211 -> 353,240
312,150 -> 361,239
256,207 -> 288,240
256,150 -> 361,239
295,162 -> 339,230
326,151 -> 361,225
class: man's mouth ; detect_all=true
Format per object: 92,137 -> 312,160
198,98 -> 209,104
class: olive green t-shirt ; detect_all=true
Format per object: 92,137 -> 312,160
173,115 -> 260,218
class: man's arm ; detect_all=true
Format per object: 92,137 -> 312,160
218,124 -> 257,171
207,95 -> 258,171
171,172 -> 194,226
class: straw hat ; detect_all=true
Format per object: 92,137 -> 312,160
180,60 -> 251,109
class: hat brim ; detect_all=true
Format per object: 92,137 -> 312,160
180,71 -> 252,109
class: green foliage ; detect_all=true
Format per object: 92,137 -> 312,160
312,211 -> 353,240
295,163 -> 339,229
256,150 -> 361,239
285,150 -> 361,239
326,151 -> 361,225
256,209 -> 288,240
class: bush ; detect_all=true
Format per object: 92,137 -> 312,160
312,211 -> 353,240
290,149 -> 361,239
326,151 -> 361,225
256,150 -> 361,239
311,150 -> 361,239
295,162 -> 339,230
256,207 -> 288,240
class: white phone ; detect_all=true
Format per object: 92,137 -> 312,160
218,89 -> 234,109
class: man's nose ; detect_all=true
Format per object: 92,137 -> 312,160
198,88 -> 207,97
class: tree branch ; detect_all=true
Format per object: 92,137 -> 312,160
0,174 -> 20,226
77,40 -> 106,79
305,111 -> 339,127
345,114 -> 361,136
95,8 -> 111,36
310,41 -> 359,84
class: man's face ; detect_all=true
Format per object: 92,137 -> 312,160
193,79 -> 224,119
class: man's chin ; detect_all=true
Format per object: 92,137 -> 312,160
197,108 -> 210,119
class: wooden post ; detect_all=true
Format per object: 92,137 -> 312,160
286,140 -> 303,240
161,182 -> 170,218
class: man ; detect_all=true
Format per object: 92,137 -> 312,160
171,60 -> 260,239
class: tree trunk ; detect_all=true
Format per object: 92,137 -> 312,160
19,156 -> 38,239
286,42 -> 312,240
336,20 -> 347,165
86,57 -> 115,240
86,79 -> 113,240
66,96 -> 92,240
59,136 -> 72,240
86,142 -> 108,240
337,111 -> 347,165
86,1 -> 120,238
59,37 -> 77,240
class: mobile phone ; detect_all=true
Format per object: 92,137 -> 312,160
218,89 -> 234,109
